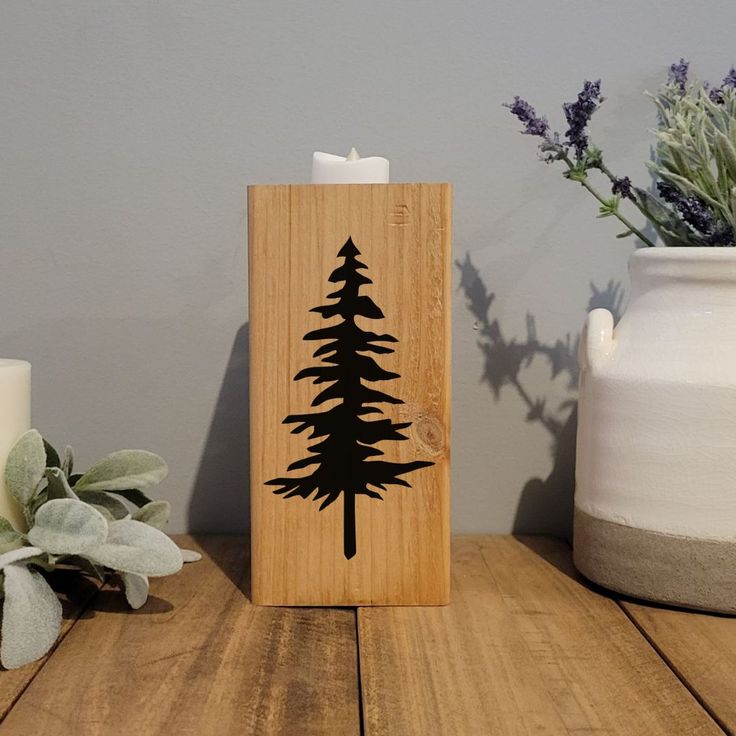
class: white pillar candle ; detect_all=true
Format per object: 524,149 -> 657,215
311,148 -> 389,184
0,360 -> 31,531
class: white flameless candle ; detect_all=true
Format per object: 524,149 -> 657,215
0,360 -> 30,531
311,148 -> 389,184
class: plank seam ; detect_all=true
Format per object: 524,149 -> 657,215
0,580 -> 104,723
559,536 -> 727,734
617,602 -> 731,736
355,608 -> 366,736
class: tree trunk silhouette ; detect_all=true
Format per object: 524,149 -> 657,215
267,236 -> 434,560
343,492 -> 356,560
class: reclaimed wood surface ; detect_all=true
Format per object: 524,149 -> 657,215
249,184 -> 451,606
358,536 -> 722,736
0,536 -> 360,736
623,600 -> 736,734
0,535 -> 731,735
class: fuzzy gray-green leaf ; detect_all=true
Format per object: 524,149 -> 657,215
77,490 -> 130,520
86,519 -> 182,576
0,546 -> 44,570
74,451 -> 168,492
45,468 -> 78,501
0,517 -> 24,554
180,548 -> 202,563
63,555 -> 106,581
27,499 -> 108,555
43,439 -> 61,470
104,488 -> 153,508
1,564 -> 62,669
133,501 -> 170,530
122,572 -> 149,609
61,446 -> 74,478
5,430 -> 47,505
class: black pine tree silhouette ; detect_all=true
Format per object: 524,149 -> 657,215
266,236 -> 434,560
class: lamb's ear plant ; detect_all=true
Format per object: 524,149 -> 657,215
505,59 -> 736,247
0,429 -> 201,670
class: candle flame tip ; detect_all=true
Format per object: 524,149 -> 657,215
346,147 -> 360,161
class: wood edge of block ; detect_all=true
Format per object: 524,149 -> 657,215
252,597 -> 451,608
246,182 -> 453,192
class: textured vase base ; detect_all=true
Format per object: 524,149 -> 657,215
573,507 -> 736,614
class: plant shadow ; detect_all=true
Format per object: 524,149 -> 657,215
456,254 -> 623,539
75,588 -> 175,617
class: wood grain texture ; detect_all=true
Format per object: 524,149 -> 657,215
358,536 -> 723,736
0,536 -> 360,736
0,570 -> 100,720
249,184 -> 451,605
622,600 -> 736,734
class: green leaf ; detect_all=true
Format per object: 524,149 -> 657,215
616,230 -> 634,239
74,451 -> 168,492
61,446 -> 74,478
43,440 -> 60,470
5,430 -> 47,506
0,517 -> 24,554
565,169 -> 587,183
715,130 -> 736,182
133,501 -> 170,530
122,572 -> 149,609
76,491 -> 130,520
86,520 -> 182,576
634,187 -> 704,246
1,564 -> 62,669
45,468 -> 78,501
597,196 -> 620,219
27,499 -> 108,555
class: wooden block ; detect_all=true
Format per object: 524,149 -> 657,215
622,599 -> 736,733
0,536 -> 360,736
249,184 -> 451,606
358,536 -> 722,736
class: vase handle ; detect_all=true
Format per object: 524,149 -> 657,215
580,308 -> 615,371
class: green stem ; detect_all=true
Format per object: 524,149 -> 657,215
596,161 -> 666,240
562,155 -> 657,247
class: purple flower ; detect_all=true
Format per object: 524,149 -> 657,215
668,58 -> 689,92
504,97 -> 550,138
709,87 -> 724,104
657,181 -> 720,236
723,67 -> 736,88
708,67 -> 736,104
611,176 -> 633,200
562,80 -> 603,157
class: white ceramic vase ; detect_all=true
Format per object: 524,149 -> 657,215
574,247 -> 736,613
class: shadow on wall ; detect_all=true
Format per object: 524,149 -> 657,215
188,322 -> 250,536
456,255 -> 623,539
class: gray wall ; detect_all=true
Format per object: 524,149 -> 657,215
1,1 -> 732,534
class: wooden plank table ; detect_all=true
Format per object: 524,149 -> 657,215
0,535 -> 732,735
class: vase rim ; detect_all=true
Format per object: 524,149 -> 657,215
632,247 -> 736,261
629,246 -> 736,284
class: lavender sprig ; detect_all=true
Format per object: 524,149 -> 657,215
563,80 -> 603,158
505,60 -> 736,248
503,97 -> 550,138
505,81 -> 656,247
